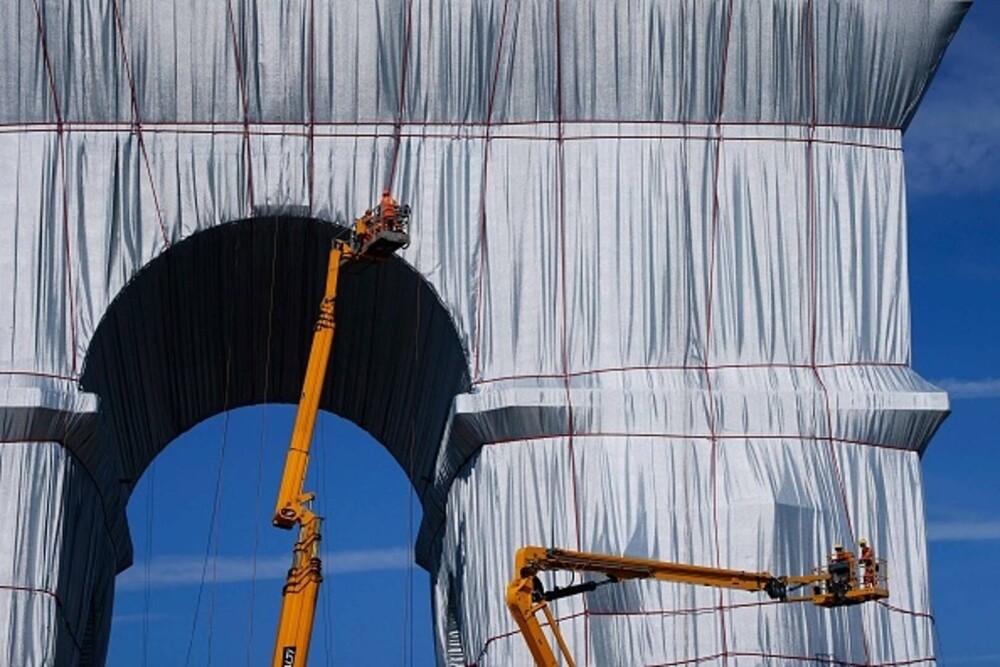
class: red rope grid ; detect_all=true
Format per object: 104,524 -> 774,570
15,5 -> 928,664
110,0 -> 170,251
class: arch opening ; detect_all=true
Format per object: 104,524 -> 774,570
80,216 -> 471,554
107,405 -> 436,665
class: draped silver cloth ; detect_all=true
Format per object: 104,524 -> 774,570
0,0 -> 969,664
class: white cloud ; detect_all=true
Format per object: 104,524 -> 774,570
927,520 -> 1000,541
905,15 -> 1000,196
117,547 -> 412,591
934,377 -> 1000,399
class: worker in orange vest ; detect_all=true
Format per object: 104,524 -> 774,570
379,190 -> 399,229
859,538 -> 876,587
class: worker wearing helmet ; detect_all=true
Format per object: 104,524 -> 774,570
379,190 -> 399,229
859,539 -> 876,587
830,543 -> 850,562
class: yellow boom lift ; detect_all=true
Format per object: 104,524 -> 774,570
507,545 -> 888,667
270,192 -> 410,667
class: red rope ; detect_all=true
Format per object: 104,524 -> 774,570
0,370 -> 80,382
0,584 -> 85,657
472,0 -> 513,381
0,123 -> 904,154
225,0 -> 255,214
471,360 -> 909,386
804,1 -> 869,659
0,118 -> 906,132
110,0 -> 170,250
306,0 -> 316,211
386,0 -> 416,191
704,1 -> 738,661
479,432 -> 920,454
31,0 -> 78,374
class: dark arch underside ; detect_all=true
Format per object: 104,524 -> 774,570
81,217 -> 470,547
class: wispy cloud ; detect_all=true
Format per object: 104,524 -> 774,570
934,377 -> 1000,399
905,16 -> 1000,196
117,547 -> 412,591
927,520 -> 1000,542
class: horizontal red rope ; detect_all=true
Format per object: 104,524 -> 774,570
0,118 -> 903,131
473,361 -> 910,387
477,432 -> 920,454
0,583 -> 84,656
0,370 -> 80,382
472,601 -> 934,666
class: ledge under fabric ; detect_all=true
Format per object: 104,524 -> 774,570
0,0 -> 969,665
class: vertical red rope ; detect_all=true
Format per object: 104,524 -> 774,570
472,0 -> 513,381
110,0 -> 170,250
307,0 -> 316,211
225,0 -> 255,214
31,0 -> 78,374
804,1 -> 869,663
386,0 -> 416,191
704,0 -> 737,663
552,0 -> 588,662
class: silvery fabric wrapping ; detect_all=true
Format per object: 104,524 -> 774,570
0,0 -> 969,665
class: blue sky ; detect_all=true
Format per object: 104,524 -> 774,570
107,4 -> 1000,665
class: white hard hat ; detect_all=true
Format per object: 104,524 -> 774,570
859,538 -> 868,545
834,543 -> 843,551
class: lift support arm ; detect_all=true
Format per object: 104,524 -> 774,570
507,546 -> 888,667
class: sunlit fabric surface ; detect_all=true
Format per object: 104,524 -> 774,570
0,0 -> 969,664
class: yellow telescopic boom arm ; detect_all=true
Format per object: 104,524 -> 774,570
270,241 -> 344,667
507,546 -> 888,667
272,242 -> 345,531
270,192 -> 410,667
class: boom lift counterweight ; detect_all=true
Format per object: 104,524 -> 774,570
507,545 -> 888,667
270,192 -> 410,667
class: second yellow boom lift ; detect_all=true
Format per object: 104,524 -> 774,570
507,544 -> 888,667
